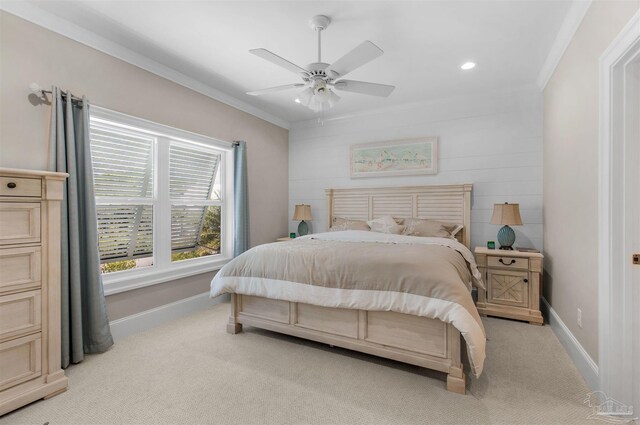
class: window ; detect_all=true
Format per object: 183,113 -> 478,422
89,107 -> 234,295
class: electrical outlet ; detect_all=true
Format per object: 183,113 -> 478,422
577,308 -> 582,328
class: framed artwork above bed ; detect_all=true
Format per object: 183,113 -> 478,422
350,137 -> 438,178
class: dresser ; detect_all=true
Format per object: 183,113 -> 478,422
0,168 -> 69,416
474,247 -> 544,325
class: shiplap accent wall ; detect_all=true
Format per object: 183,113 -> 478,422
288,86 -> 543,250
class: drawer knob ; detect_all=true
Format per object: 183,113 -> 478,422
524,278 -> 529,283
498,258 -> 516,265
6,182 -> 17,189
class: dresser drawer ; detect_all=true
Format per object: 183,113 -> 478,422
0,246 -> 41,294
0,333 -> 42,391
0,177 -> 41,197
0,203 -> 41,245
0,290 -> 42,341
487,255 -> 528,270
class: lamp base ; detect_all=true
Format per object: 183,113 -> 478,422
298,220 -> 309,236
497,225 -> 516,250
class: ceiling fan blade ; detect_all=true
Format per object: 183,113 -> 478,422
247,83 -> 305,96
325,41 -> 383,79
332,80 -> 395,97
250,48 -> 309,77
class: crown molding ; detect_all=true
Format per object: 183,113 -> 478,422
0,1 -> 291,130
536,0 -> 592,90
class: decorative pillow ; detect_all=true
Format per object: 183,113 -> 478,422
330,217 -> 371,232
385,224 -> 406,235
367,216 -> 405,234
401,218 -> 463,239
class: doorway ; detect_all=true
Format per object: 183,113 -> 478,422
598,9 -> 640,420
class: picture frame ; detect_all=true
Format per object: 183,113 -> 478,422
350,137 -> 438,178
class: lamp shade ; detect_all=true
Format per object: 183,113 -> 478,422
293,204 -> 312,221
490,203 -> 523,226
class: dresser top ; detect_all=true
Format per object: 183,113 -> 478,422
0,168 -> 69,179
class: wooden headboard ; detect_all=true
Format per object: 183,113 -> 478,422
325,184 -> 472,248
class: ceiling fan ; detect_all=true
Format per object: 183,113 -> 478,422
246,15 -> 395,112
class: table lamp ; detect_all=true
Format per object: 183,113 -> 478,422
490,202 -> 523,250
293,204 -> 312,236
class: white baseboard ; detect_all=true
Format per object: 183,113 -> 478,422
541,297 -> 599,390
109,292 -> 229,341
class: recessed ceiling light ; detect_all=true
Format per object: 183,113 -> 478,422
461,62 -> 476,70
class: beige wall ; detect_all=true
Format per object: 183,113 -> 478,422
0,12 -> 289,320
543,0 -> 639,362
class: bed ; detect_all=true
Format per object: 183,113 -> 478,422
210,184 -> 485,394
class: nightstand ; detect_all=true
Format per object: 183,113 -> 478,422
277,237 -> 294,242
474,247 -> 544,325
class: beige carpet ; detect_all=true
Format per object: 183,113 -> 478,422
4,302 -> 598,425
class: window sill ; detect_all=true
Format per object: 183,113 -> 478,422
102,256 -> 231,296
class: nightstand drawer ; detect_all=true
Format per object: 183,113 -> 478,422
487,256 -> 528,270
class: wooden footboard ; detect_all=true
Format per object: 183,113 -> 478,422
227,293 -> 466,394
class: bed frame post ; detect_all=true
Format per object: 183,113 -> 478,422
462,184 -> 472,249
325,189 -> 334,231
227,293 -> 243,334
447,368 -> 466,395
446,326 -> 466,394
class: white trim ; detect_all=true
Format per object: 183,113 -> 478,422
109,292 -> 230,341
103,257 -> 229,296
91,106 -> 234,150
536,0 -> 592,90
540,298 -> 599,390
598,8 -> 640,412
0,1 -> 290,130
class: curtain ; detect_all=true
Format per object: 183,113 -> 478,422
233,141 -> 249,256
49,87 -> 113,368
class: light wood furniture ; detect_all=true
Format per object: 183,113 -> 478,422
276,237 -> 294,242
474,247 -> 544,325
227,184 -> 473,394
0,168 -> 68,416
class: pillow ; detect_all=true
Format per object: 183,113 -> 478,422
402,218 -> 462,239
330,217 -> 370,232
367,216 -> 405,234
385,224 -> 406,235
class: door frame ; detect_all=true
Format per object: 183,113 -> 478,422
598,8 -> 640,412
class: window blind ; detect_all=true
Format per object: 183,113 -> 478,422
96,205 -> 153,260
170,144 -> 220,251
91,125 -> 154,198
170,144 -> 220,200
90,123 -> 154,262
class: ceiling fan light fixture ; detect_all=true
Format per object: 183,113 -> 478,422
327,89 -> 340,107
295,87 -> 314,106
308,96 -> 324,112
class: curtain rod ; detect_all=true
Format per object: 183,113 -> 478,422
29,82 -> 84,103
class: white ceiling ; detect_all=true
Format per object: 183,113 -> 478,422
28,0 -> 573,125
